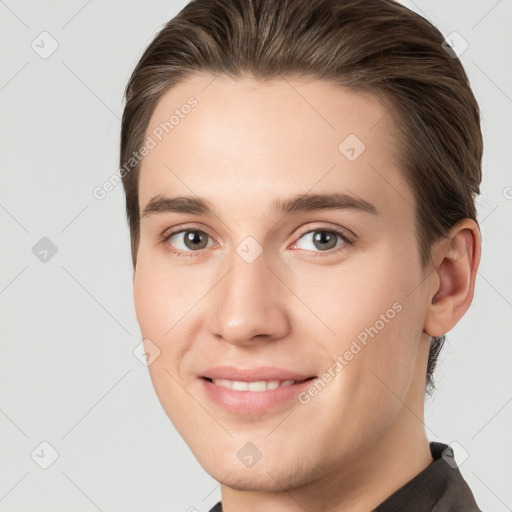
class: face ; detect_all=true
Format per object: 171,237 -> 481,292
133,73 -> 432,492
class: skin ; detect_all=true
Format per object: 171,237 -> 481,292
133,73 -> 481,512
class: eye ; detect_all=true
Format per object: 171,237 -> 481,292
163,229 -> 214,255
291,228 -> 353,254
161,225 -> 355,258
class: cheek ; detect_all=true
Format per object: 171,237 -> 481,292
133,259 -> 185,357
342,255 -> 424,405
296,247 -> 422,398
133,265 -> 197,425
133,255 -> 210,384
290,248 -> 415,337
133,272 -> 167,337
133,247 -> 194,332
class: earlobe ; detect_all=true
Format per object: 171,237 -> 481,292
423,219 -> 481,338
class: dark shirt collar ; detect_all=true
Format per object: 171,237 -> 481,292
373,441 -> 481,511
208,442 -> 482,512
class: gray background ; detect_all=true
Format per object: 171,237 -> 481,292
0,0 -> 511,511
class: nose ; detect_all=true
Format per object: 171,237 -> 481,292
205,251 -> 290,346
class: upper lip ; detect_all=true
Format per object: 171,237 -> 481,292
201,366 -> 316,382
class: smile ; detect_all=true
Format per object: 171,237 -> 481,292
205,377 -> 310,391
200,376 -> 317,414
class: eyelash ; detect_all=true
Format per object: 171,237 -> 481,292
160,224 -> 356,259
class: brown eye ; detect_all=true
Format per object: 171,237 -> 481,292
294,229 -> 348,252
166,230 -> 212,251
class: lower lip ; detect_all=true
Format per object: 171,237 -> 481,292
200,377 -> 316,414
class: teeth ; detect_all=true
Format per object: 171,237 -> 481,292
211,378 -> 298,391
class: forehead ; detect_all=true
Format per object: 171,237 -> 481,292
138,73 -> 414,222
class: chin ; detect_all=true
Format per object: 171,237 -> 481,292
199,449 -> 323,493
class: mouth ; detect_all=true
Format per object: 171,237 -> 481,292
201,376 -> 316,392
199,375 -> 318,414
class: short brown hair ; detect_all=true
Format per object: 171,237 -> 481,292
120,0 -> 483,394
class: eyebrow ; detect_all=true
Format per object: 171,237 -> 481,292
141,192 -> 379,219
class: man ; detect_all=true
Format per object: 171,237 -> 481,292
120,0 -> 484,510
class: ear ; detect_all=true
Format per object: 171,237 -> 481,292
423,218 -> 482,338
